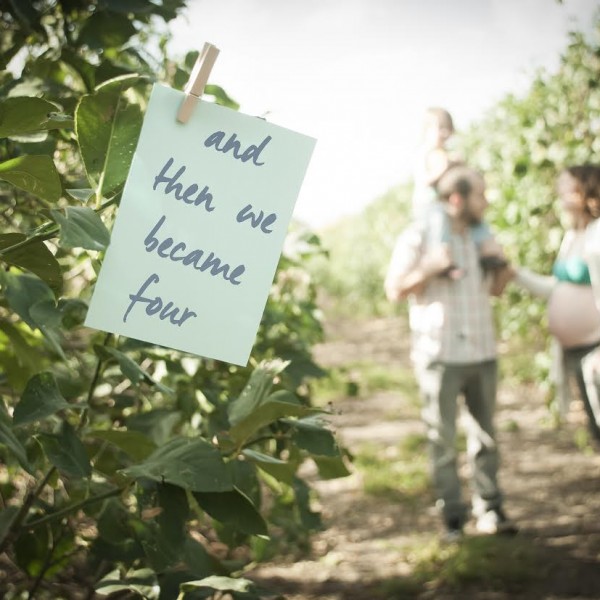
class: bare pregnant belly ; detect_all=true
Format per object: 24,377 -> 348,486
548,283 -> 600,348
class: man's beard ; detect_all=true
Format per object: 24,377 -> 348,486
462,207 -> 482,225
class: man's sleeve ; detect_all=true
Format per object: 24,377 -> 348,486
384,224 -> 423,300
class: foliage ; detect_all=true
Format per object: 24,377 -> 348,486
461,24 -> 600,354
309,183 -> 413,317
0,1 -> 347,598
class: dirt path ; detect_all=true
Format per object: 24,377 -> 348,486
248,316 -> 600,600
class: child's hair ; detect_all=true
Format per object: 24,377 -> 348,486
563,164 -> 600,218
424,107 -> 454,134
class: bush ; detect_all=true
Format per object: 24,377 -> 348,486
309,183 -> 413,317
0,2 -> 348,597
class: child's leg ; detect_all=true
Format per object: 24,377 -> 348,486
426,204 -> 452,268
472,222 -> 500,256
425,207 -> 459,278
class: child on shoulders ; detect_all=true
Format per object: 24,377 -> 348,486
412,107 -> 501,278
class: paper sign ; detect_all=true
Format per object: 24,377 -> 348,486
85,84 -> 316,366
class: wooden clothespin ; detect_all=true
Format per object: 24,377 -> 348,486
177,42 -> 220,124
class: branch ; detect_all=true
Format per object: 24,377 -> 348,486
0,333 -> 113,553
24,487 -> 123,529
0,196 -> 118,259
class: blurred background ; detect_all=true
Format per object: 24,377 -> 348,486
167,0 -> 598,229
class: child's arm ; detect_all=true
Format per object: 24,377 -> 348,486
423,148 -> 450,186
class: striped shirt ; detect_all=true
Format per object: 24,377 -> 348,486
392,228 -> 497,367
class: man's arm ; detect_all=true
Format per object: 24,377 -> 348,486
384,226 -> 422,302
478,237 -> 513,297
488,265 -> 514,297
385,232 -> 452,301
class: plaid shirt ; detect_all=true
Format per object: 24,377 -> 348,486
390,226 -> 497,367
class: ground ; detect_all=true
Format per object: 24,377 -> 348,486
248,315 -> 600,600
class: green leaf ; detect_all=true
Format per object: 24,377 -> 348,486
0,410 -> 32,472
313,456 -> 352,480
95,568 -> 159,599
180,576 -> 260,597
137,486 -> 190,571
0,233 -> 62,296
41,112 -> 74,131
29,299 -> 63,329
121,436 -> 233,492
57,298 -> 88,329
14,528 -> 49,577
140,532 -> 178,572
205,84 -> 240,110
0,320 -> 44,372
0,97 -> 71,138
0,506 -> 19,542
78,12 -> 137,49
0,155 -> 61,202
50,206 -> 110,251
126,409 -> 181,446
102,0 -> 156,13
75,74 -> 143,197
65,188 -> 94,202
193,488 -> 268,536
242,449 -> 295,485
1,272 -> 55,330
0,272 -> 65,357
229,391 -> 314,447
156,483 -> 189,548
38,422 -> 92,478
13,372 -> 72,427
284,415 -> 340,457
96,498 -> 131,544
183,537 -> 220,578
90,429 -> 156,462
228,360 -> 289,426
96,346 -> 173,394
60,47 -> 96,91
293,477 -> 322,531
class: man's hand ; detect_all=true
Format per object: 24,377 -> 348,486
489,264 -> 516,296
419,245 -> 453,278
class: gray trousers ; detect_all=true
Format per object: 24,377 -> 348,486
563,342 -> 600,441
415,360 -> 502,524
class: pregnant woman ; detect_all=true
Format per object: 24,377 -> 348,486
514,164 -> 600,442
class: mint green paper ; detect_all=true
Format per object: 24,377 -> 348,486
85,84 -> 316,365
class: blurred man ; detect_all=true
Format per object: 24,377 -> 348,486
385,164 -> 516,541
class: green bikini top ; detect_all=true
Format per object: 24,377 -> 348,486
552,257 -> 592,285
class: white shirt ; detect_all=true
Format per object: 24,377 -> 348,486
387,227 -> 497,367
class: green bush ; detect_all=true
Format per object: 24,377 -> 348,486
462,25 -> 600,349
0,2 -> 347,598
309,183 -> 413,317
